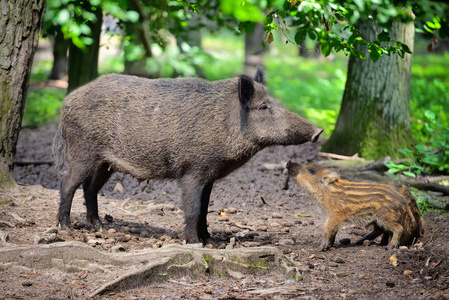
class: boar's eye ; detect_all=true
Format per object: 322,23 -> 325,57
307,167 -> 316,175
259,103 -> 269,110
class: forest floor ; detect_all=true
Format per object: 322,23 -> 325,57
0,123 -> 448,299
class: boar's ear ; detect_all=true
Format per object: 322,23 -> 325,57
238,75 -> 255,110
254,66 -> 265,85
321,171 -> 339,186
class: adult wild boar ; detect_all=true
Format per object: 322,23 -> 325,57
53,67 -> 323,244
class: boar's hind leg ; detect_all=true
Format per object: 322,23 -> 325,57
179,177 -> 214,244
83,163 -> 113,230
58,163 -> 95,229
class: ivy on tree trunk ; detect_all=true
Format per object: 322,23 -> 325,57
322,14 -> 415,160
0,0 -> 46,187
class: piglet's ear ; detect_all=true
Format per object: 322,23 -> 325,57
321,172 -> 339,186
238,75 -> 255,110
254,65 -> 265,85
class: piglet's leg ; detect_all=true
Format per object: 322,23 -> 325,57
320,214 -> 344,251
387,224 -> 404,250
356,224 -> 384,245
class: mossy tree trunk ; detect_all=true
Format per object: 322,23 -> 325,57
322,16 -> 415,160
67,3 -> 102,94
0,0 -> 46,187
49,28 -> 69,80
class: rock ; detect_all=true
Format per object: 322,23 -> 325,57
113,182 -> 125,195
87,239 -> 105,247
336,272 -> 348,278
95,232 -> 102,238
22,281 -> 33,287
226,237 -> 236,250
107,228 -> 117,234
281,221 -> 291,227
362,240 -> 371,246
403,270 -> 413,276
329,262 -> 339,267
398,246 -> 408,252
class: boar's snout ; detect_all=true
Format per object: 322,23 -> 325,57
311,128 -> 324,143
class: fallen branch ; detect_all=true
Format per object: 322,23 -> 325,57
318,152 -> 365,161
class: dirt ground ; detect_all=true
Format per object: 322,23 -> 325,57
1,123 -> 448,299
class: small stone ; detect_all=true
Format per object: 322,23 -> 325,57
107,228 -> 117,234
204,243 -> 214,249
226,237 -> 236,250
281,221 -> 291,227
104,214 -> 114,222
336,272 -> 348,278
278,238 -> 294,246
302,221 -> 308,226
257,225 -> 268,232
294,219 -> 302,225
203,287 -> 213,294
227,207 -> 238,214
111,244 -> 126,252
362,240 -> 371,246
130,227 -> 141,234
329,262 -> 339,267
403,270 -> 413,276
309,220 -> 314,225
272,212 -> 283,219
270,222 -> 280,228
398,246 -> 408,252
122,226 -> 131,233
44,227 -> 58,234
224,228 -> 233,235
159,234 -> 172,241
335,257 -> 345,264
22,281 -> 33,287
95,232 -> 102,238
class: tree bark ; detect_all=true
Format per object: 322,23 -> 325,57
67,3 -> 102,94
0,0 -> 46,187
49,28 -> 68,80
322,14 -> 415,160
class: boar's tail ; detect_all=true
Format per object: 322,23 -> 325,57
52,125 -> 67,172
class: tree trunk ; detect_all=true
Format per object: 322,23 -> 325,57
67,3 -> 102,94
49,28 -> 68,80
244,22 -> 266,76
322,15 -> 415,160
0,0 -> 46,187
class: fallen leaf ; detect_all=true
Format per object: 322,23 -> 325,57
389,254 -> 398,267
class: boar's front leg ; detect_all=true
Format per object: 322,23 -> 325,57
321,214 -> 344,251
83,163 -> 113,230
198,182 -> 215,245
179,176 -> 213,244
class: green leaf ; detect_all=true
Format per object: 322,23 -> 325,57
403,171 -> 416,178
378,31 -> 390,42
294,30 -> 307,44
56,9 -> 71,24
388,168 -> 400,174
321,43 -> 332,56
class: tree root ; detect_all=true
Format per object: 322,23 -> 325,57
0,242 -> 303,297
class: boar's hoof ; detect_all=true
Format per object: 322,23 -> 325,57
57,216 -> 72,230
87,218 -> 103,231
203,238 -> 218,248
